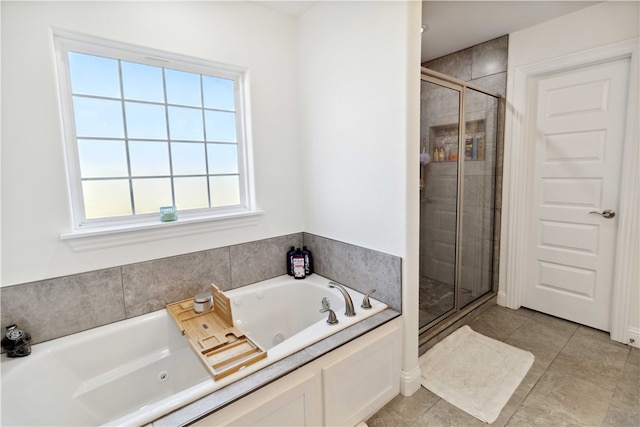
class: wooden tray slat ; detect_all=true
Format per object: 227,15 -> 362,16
211,283 -> 233,326
210,350 -> 268,381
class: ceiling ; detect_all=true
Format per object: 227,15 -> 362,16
253,1 -> 601,62
421,1 -> 600,62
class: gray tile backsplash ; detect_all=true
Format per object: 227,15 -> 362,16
0,268 -> 125,344
303,233 -> 402,312
1,233 -> 401,346
122,247 -> 232,318
230,234 -> 303,288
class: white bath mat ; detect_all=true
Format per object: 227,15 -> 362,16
419,325 -> 534,424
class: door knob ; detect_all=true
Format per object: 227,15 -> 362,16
589,209 -> 616,219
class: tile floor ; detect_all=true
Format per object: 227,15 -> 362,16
367,305 -> 640,426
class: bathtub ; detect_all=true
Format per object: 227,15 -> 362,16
1,275 -> 386,426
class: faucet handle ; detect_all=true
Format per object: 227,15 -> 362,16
361,289 -> 376,309
319,307 -> 339,325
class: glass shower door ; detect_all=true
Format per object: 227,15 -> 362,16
460,87 -> 499,308
419,78 -> 460,329
419,70 -> 501,333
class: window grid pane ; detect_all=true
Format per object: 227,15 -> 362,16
209,175 -> 240,207
82,179 -> 132,218
132,178 -> 173,214
70,51 -> 242,220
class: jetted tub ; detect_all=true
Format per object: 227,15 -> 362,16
1,274 -> 386,426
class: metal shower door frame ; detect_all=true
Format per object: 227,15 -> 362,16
419,67 -> 502,333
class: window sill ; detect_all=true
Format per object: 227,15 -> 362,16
60,210 -> 263,251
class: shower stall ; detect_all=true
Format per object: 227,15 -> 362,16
419,67 -> 503,336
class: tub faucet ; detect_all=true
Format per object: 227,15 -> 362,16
328,281 -> 356,317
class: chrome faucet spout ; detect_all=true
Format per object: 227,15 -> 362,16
328,281 -> 356,317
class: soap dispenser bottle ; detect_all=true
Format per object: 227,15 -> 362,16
1,324 -> 31,357
292,248 -> 306,279
286,246 -> 296,276
302,246 -> 313,276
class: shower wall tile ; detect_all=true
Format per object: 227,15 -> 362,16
122,248 -> 231,318
423,85 -> 460,122
460,236 -> 493,270
465,86 -> 495,114
230,233 -> 303,288
303,233 -> 402,312
423,47 -> 473,81
471,35 -> 508,80
462,206 -> 495,240
425,162 -> 457,178
0,268 -> 124,345
432,259 -> 455,286
460,266 -> 492,299
471,72 -> 508,97
464,175 -> 496,209
433,240 -> 456,263
425,175 -> 458,206
422,226 -> 455,246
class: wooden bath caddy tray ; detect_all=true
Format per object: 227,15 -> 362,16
166,283 -> 267,380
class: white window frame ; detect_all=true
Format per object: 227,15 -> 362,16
53,30 -> 260,250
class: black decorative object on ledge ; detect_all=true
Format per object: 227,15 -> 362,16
2,324 -> 32,357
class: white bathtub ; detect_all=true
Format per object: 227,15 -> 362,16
1,275 -> 386,426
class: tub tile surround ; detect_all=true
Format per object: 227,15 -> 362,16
1,232 -> 400,346
0,268 -> 125,344
230,233 -> 303,288
304,232 -> 402,312
122,247 -> 233,318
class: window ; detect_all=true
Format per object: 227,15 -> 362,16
54,31 -> 254,235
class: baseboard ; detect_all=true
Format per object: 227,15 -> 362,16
399,366 -> 422,396
497,291 -> 507,307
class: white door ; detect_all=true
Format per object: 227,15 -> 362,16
524,57 -> 631,331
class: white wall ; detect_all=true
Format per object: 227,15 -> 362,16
299,1 -> 410,257
502,1 -> 640,334
507,1 -> 639,68
1,1 -> 303,285
298,0 -> 422,394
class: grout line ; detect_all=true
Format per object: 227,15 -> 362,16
119,266 -> 128,319
226,246 -> 234,289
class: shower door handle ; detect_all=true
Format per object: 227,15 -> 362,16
589,209 -> 616,219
